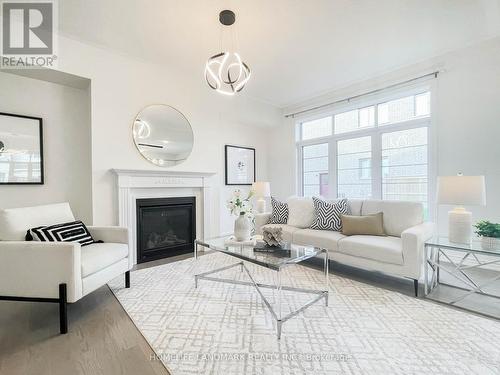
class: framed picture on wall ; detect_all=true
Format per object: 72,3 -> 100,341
225,145 -> 255,185
0,112 -> 44,184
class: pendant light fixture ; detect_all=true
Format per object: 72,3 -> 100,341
205,10 -> 251,96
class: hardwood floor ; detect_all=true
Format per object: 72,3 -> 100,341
0,276 -> 174,375
1,251 -> 498,375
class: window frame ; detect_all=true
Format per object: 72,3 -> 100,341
295,82 -> 437,219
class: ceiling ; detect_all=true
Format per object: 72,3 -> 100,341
59,0 -> 500,108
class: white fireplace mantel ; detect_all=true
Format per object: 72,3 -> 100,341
112,169 -> 217,265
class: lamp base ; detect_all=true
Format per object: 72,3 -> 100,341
256,198 -> 266,214
448,207 -> 472,244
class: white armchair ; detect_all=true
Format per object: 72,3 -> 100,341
0,203 -> 131,334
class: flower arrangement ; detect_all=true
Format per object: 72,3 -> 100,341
227,189 -> 254,216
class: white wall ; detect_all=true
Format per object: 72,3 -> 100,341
269,38 -> 500,234
0,72 -> 92,222
55,35 -> 282,232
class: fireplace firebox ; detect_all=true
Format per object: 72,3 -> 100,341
136,197 -> 196,263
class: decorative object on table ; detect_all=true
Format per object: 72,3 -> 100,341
252,181 -> 271,213
310,197 -> 349,231
474,220 -> 500,250
204,10 -> 251,96
227,189 -> 254,241
0,112 -> 43,184
268,197 -> 288,224
262,226 -> 284,247
224,235 -> 258,246
341,212 -> 386,236
225,145 -> 255,185
437,174 -> 486,244
132,104 -> 194,167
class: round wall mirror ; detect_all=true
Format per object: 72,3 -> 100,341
132,104 -> 194,167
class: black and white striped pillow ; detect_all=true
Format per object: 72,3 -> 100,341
27,220 -> 96,246
268,197 -> 289,224
310,197 -> 349,231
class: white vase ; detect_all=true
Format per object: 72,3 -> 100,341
234,213 -> 251,241
480,237 -> 500,251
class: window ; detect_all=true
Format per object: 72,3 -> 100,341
382,127 -> 428,213
301,117 -> 332,140
335,106 -> 375,134
298,89 -> 432,213
378,92 -> 430,125
337,137 -> 372,199
302,143 -> 329,197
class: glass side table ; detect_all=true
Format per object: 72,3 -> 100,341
424,237 -> 500,311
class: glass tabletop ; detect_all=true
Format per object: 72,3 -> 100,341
425,236 -> 500,256
196,236 -> 324,270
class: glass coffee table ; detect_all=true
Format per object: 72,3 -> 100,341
194,236 -> 329,339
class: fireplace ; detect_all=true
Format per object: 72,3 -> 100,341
136,197 -> 196,263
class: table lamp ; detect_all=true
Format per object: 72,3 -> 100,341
252,181 -> 271,213
437,175 -> 486,244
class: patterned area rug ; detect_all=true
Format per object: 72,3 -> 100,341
109,252 -> 500,375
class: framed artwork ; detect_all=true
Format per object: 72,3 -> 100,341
0,112 -> 44,184
225,145 -> 255,185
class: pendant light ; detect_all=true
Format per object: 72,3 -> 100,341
205,10 -> 251,96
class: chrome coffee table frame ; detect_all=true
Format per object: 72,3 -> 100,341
424,237 -> 500,307
194,239 -> 329,339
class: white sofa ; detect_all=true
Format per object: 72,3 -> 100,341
255,198 -> 434,296
0,202 -> 131,334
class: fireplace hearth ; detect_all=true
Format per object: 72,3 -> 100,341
136,197 -> 196,263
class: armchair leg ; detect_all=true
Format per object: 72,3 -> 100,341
125,271 -> 130,288
413,279 -> 418,297
59,283 -> 68,334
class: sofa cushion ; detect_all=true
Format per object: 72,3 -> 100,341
29,220 -> 96,246
81,242 -> 129,277
0,202 -> 75,241
311,197 -> 349,231
262,224 -> 300,242
268,197 -> 288,224
341,213 -> 386,236
361,200 -> 423,237
287,197 -> 315,228
327,198 -> 363,216
337,235 -> 404,265
293,229 -> 346,252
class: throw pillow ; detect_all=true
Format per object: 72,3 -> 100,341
27,220 -> 97,246
310,197 -> 349,231
268,197 -> 289,224
287,197 -> 315,228
341,212 -> 386,236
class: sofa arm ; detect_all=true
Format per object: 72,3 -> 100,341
88,226 -> 128,244
254,213 -> 271,235
401,222 -> 435,279
0,241 -> 82,303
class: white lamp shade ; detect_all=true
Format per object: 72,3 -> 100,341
252,181 -> 271,198
437,175 -> 486,206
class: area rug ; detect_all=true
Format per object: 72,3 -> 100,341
109,252 -> 500,375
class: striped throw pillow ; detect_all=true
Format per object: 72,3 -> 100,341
28,220 -> 96,246
268,197 -> 289,224
310,197 -> 349,231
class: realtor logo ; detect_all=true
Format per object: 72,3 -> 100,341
1,0 -> 57,68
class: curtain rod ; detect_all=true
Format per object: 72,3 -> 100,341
284,71 -> 439,118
